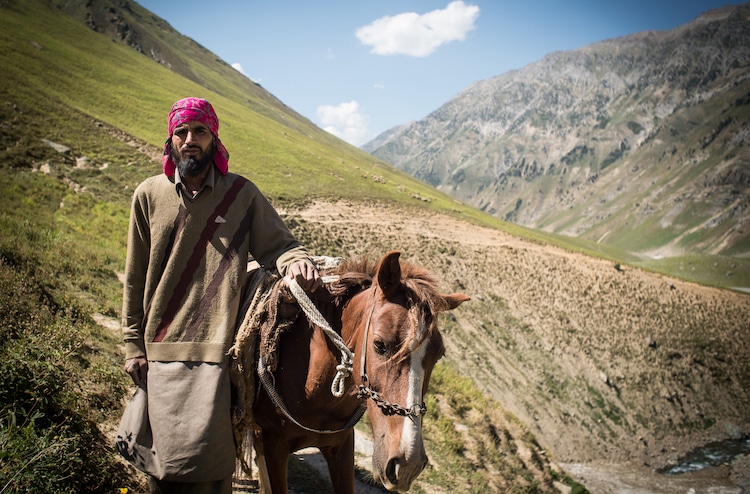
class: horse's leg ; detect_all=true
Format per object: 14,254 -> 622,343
253,427 -> 291,494
256,428 -> 291,494
252,429 -> 271,494
320,430 -> 356,494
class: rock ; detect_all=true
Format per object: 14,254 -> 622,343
723,422 -> 746,440
41,138 -> 70,154
76,156 -> 92,168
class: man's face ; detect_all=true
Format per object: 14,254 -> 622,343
171,121 -> 214,177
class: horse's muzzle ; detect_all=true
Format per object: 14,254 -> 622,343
380,452 -> 428,492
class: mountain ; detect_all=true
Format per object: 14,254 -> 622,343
365,4 -> 750,267
1,0 -> 749,492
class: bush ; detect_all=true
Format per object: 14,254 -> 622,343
0,259 -> 131,493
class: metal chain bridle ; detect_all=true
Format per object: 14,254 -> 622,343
357,376 -> 427,417
264,276 -> 428,434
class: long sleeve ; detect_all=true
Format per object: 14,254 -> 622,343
122,187 -> 151,359
244,188 -> 313,275
120,172 -> 314,364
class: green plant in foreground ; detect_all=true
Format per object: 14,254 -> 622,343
0,258 -> 133,492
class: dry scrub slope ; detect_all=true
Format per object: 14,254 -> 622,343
285,200 -> 750,476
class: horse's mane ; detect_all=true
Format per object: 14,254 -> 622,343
324,257 -> 447,360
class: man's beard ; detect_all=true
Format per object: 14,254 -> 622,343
174,146 -> 213,178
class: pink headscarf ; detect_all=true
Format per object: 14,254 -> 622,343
162,97 -> 230,176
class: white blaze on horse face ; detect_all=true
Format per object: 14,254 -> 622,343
399,324 -> 428,459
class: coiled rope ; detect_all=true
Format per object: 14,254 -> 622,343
287,276 -> 353,397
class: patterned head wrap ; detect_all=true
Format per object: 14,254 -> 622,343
162,97 -> 230,176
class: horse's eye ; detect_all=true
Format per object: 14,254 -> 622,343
373,339 -> 387,356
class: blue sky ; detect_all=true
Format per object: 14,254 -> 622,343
138,0 -> 742,146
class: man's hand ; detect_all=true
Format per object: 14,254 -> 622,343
286,260 -> 322,292
124,356 -> 148,385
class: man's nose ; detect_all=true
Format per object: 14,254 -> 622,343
184,130 -> 197,144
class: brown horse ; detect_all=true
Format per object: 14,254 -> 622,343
251,251 -> 469,493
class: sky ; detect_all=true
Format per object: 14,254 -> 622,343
138,0 -> 743,146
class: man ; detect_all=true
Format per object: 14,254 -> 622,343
116,97 -> 320,493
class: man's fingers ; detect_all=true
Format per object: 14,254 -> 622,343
124,357 -> 148,385
287,261 -> 321,292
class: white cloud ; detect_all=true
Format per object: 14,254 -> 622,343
231,62 -> 246,75
317,101 -> 370,146
355,1 -> 479,57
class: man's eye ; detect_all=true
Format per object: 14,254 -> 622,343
174,127 -> 208,138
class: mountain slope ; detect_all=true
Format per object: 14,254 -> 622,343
366,4 -> 750,271
2,0 -> 470,207
291,200 -> 750,489
1,1 -> 749,492
0,0 -> 566,491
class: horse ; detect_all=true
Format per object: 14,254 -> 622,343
248,251 -> 469,493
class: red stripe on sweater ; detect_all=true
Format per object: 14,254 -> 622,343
152,176 -> 248,343
141,205 -> 188,331
182,207 -> 253,341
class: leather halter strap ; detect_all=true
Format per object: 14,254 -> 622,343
359,284 -> 379,382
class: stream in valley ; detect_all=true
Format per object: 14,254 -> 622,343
659,437 -> 750,475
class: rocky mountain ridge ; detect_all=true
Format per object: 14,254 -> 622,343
365,4 -> 750,262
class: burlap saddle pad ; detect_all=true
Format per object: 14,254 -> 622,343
229,266 -> 301,430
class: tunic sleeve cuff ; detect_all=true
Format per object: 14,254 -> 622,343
125,340 -> 147,360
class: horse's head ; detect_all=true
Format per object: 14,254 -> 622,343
340,251 -> 469,492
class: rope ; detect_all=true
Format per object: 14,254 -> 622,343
257,355 -> 365,434
287,277 -> 353,397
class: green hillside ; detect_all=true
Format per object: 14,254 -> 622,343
2,0 -> 488,208
0,1 -> 575,491
2,1 -> 748,492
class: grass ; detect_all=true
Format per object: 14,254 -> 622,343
637,254 -> 750,290
406,363 -> 571,493
0,239 -> 133,491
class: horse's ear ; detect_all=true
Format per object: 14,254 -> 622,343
442,293 -> 470,311
376,251 -> 402,298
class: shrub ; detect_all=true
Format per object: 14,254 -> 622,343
0,259 -> 132,493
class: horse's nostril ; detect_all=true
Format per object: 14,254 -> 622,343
385,457 -> 400,485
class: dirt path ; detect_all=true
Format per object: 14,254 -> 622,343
232,430 -> 388,494
289,430 -> 388,494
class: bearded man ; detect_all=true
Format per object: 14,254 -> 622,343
115,97 -> 320,493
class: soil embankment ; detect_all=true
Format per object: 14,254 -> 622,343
288,200 -> 750,492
